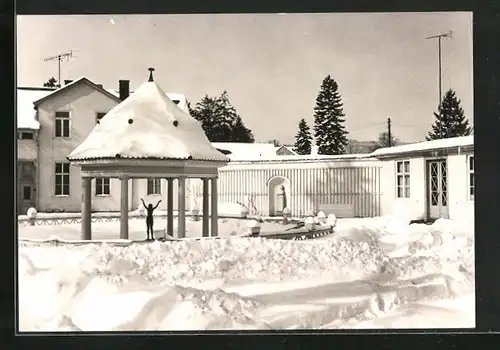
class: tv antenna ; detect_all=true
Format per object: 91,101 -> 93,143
425,31 -> 453,107
43,50 -> 76,88
426,31 -> 453,138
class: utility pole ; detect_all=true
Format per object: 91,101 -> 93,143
43,50 -> 76,88
426,30 -> 452,138
387,117 -> 392,147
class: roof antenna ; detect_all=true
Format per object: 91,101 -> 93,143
148,67 -> 155,82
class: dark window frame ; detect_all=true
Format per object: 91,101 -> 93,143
55,111 -> 71,138
54,162 -> 70,196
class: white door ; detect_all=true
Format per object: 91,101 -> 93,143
427,159 -> 449,219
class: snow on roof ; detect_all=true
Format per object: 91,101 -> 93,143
17,88 -> 55,129
371,135 -> 474,157
227,152 -> 373,163
211,142 -> 278,160
68,80 -> 229,162
106,89 -> 188,112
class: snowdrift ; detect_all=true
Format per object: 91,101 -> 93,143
18,217 -> 475,331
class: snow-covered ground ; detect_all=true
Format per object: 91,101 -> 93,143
18,216 -> 475,331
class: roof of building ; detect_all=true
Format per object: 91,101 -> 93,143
17,87 -> 55,129
371,135 -> 474,157
224,152 -> 373,164
33,77 -> 121,106
106,89 -> 188,112
68,80 -> 229,162
211,142 -> 278,160
275,145 -> 298,156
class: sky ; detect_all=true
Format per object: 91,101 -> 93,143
16,13 -> 473,144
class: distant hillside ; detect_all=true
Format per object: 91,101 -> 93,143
287,139 -> 412,155
347,139 -> 411,154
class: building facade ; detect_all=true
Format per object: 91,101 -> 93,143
16,78 -> 474,222
374,136 -> 474,222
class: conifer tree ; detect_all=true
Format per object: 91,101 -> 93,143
189,91 -> 255,142
43,77 -> 58,88
426,89 -> 472,140
294,118 -> 312,155
230,115 -> 255,143
313,75 -> 349,154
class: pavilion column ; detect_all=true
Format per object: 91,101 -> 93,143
81,177 -> 92,240
202,178 -> 210,237
210,176 -> 218,237
120,175 -> 129,240
166,178 -> 174,236
177,176 -> 186,238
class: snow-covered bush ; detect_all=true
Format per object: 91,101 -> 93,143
137,206 -> 146,217
240,206 -> 249,218
282,207 -> 291,224
27,207 -> 37,219
191,207 -> 200,221
246,219 -> 261,236
304,216 -> 316,230
316,211 -> 327,225
282,207 -> 291,218
27,207 -> 37,226
327,213 -> 337,229
255,213 -> 263,223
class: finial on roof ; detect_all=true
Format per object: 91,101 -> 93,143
148,67 -> 155,82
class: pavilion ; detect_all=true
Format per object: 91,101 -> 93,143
67,68 -> 230,240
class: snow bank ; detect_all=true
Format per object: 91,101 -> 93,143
18,216 -> 474,331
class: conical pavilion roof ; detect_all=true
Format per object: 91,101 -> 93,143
68,80 -> 229,162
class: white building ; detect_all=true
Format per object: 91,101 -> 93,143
16,77 -> 474,222
373,135 -> 474,223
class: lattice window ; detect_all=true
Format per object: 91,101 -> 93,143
396,160 -> 410,198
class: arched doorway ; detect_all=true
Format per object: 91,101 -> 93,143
267,176 -> 290,216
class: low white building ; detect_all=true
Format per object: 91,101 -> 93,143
373,136 -> 474,222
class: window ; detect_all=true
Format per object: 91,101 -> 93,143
96,112 -> 106,123
172,100 -> 180,105
96,178 -> 111,196
23,185 -> 32,200
147,178 -> 162,195
18,131 -> 34,140
396,160 -> 410,198
469,156 -> 474,201
55,111 -> 70,137
55,162 -> 70,196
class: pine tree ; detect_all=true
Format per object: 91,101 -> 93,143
213,91 -> 241,142
294,118 -> 312,155
313,75 -> 349,154
426,89 -> 472,140
190,95 -> 222,141
230,116 -> 255,143
43,77 -> 58,88
186,99 -> 195,115
190,91 -> 255,142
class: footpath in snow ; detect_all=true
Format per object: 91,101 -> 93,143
18,216 -> 475,331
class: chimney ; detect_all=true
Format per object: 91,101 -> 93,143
119,80 -> 130,101
96,84 -> 103,88
64,80 -> 73,85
